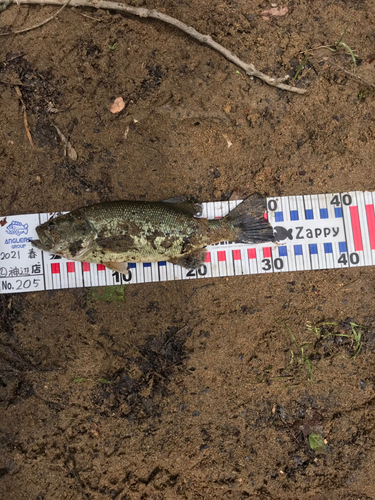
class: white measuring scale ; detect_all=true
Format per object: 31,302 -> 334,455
0,191 -> 373,294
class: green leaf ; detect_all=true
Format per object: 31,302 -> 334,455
97,378 -> 111,384
74,377 -> 88,383
88,285 -> 125,303
308,432 -> 327,454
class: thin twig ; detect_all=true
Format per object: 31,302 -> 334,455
0,0 -> 306,94
11,0 -> 71,34
1,52 -> 24,62
329,60 -> 375,89
79,11 -> 101,21
14,85 -> 33,145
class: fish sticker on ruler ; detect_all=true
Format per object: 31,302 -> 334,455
1,191 -> 375,294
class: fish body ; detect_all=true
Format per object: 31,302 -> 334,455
32,196 -> 274,272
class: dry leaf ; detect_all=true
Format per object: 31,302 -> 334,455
222,134 -> 233,148
110,97 -> 126,114
53,125 -> 78,161
67,142 -> 78,161
364,55 -> 375,64
261,6 -> 289,20
0,218 -> 7,227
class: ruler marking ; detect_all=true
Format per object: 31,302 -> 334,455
323,194 -> 335,269
356,191 -> 371,266
324,193 -> 340,269
349,205 -> 363,252
321,194 -> 335,269
88,263 -> 96,285
231,249 -> 237,276
135,262 -> 144,283
38,213 -> 47,292
365,192 -> 375,267
239,247 -> 248,275
247,247 -> 257,274
271,245 -> 282,273
302,195 -> 313,271
310,195 -> 321,270
165,261 -> 174,281
294,195 -> 306,271
158,261 -> 167,282
335,192 -> 350,269
206,203 -> 217,278
150,262 -> 159,283
66,261 -> 75,289
97,264 -> 106,287
52,262 -> 61,290
102,265 -> 110,286
365,203 -> 375,250
143,262 -> 152,283
232,248 -> 242,276
76,261 -> 83,288
172,262 -> 182,280
59,257 -> 69,289
215,202 -> 228,277
304,194 -> 314,271
371,192 -> 375,265
225,248 -> 235,277
210,248 -> 219,278
82,262 -> 91,287
203,251 -> 213,279
287,196 -> 298,272
341,192 -> 359,267
255,246 -> 266,274
350,190 -> 365,266
317,194 -> 329,269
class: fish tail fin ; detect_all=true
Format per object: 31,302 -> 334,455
225,194 -> 275,243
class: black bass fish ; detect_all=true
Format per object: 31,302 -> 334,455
32,195 -> 274,274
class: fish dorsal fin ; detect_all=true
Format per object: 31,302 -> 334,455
162,197 -> 202,217
225,193 -> 267,221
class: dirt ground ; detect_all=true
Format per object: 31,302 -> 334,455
1,0 -> 375,498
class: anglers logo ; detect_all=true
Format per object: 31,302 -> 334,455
6,221 -> 29,236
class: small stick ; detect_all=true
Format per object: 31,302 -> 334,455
14,85 -> 33,146
1,52 -> 24,62
0,0 -> 306,94
79,11 -> 101,21
328,60 -> 375,89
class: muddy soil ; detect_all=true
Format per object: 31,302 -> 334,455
1,1 -> 375,498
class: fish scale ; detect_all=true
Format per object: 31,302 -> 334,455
1,190 -> 374,293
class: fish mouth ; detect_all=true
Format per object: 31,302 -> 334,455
31,227 -> 54,251
31,239 -> 45,250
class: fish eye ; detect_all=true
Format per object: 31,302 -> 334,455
48,221 -> 56,230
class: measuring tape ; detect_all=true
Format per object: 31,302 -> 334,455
0,191 -> 374,294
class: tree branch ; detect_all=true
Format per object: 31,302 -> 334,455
0,0 -> 307,94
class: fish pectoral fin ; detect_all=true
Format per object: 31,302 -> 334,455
103,261 -> 129,275
162,197 -> 202,218
169,249 -> 207,269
